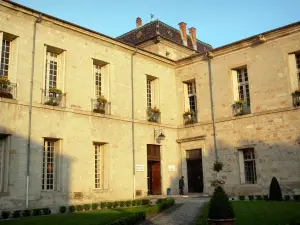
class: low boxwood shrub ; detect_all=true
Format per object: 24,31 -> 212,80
255,195 -> 263,200
100,202 -> 107,209
83,204 -> 91,211
125,200 -> 131,207
11,210 -> 21,218
131,200 -> 137,206
22,209 -> 31,217
156,198 -> 167,204
269,177 -> 282,201
263,195 -> 269,201
293,195 -> 300,201
69,205 -> 76,213
32,208 -> 42,216
285,195 -> 291,201
119,201 -> 125,207
238,195 -> 245,200
92,203 -> 98,210
136,199 -> 142,206
248,195 -> 254,201
59,206 -> 67,213
208,186 -> 235,220
107,212 -> 146,225
42,208 -> 51,215
1,211 -> 10,219
113,201 -> 119,208
76,205 -> 83,212
166,198 -> 175,206
107,202 -> 113,209
142,199 -> 150,205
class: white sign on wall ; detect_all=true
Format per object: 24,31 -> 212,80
168,165 -> 176,172
136,164 -> 144,172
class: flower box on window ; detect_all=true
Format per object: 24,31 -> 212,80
147,107 -> 160,123
292,89 -> 300,107
42,88 -> 63,107
232,100 -> 250,116
0,77 -> 16,99
92,96 -> 110,114
183,110 -> 197,125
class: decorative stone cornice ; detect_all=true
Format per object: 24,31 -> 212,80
176,135 -> 206,143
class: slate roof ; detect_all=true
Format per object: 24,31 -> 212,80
117,20 -> 212,53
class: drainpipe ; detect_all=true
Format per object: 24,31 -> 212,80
131,48 -> 138,199
206,52 -> 219,162
26,14 -> 43,209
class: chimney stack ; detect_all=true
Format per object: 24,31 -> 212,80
136,17 -> 142,28
178,22 -> 187,46
189,27 -> 197,51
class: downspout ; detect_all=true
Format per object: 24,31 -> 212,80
131,48 -> 138,199
206,52 -> 219,162
26,14 -> 42,209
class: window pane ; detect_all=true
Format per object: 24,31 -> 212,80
147,79 -> 152,108
42,140 -> 56,190
0,39 -> 11,78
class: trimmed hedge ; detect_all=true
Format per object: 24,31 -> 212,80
285,195 -> 291,201
269,177 -> 282,201
1,211 -> 10,219
32,208 -> 42,216
83,204 -> 91,211
69,205 -> 76,212
22,209 -> 31,217
42,208 -> 51,215
238,195 -> 245,200
92,203 -> 98,210
263,195 -> 269,201
100,202 -> 107,209
125,200 -> 131,207
76,205 -> 83,212
107,212 -> 146,225
248,195 -> 254,201
293,195 -> 300,201
59,206 -> 67,213
255,195 -> 263,200
11,210 -> 21,218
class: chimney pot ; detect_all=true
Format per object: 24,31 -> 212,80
136,17 -> 142,27
178,22 -> 187,46
189,27 -> 197,51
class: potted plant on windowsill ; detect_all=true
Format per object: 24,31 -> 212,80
93,96 -> 108,114
44,88 -> 63,106
148,107 -> 160,122
0,77 -> 13,99
183,110 -> 196,125
233,100 -> 246,116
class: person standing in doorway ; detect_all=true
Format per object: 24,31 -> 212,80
179,176 -> 185,195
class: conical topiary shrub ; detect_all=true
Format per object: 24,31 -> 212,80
269,177 -> 282,201
208,186 -> 235,221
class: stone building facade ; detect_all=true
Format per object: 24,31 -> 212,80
0,0 -> 299,210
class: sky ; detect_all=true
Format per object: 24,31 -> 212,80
13,0 -> 300,48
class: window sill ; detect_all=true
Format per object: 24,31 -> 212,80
92,189 -> 110,193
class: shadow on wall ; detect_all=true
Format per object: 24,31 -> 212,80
0,126 -> 72,211
166,135 -> 300,197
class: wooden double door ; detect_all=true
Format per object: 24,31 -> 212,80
186,149 -> 203,193
147,145 -> 161,195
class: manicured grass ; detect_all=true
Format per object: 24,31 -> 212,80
0,206 -> 150,225
196,201 -> 300,225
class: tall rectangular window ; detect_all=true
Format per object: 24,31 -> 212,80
42,139 -> 58,191
147,78 -> 152,108
94,143 -> 104,189
187,81 -> 197,114
237,68 -> 250,107
242,148 -> 257,184
0,39 -> 10,78
94,64 -> 102,98
44,51 -> 59,92
0,136 -> 8,192
296,54 -> 300,88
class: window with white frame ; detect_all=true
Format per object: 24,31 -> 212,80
237,68 -> 251,107
146,75 -> 158,109
0,135 -> 9,192
187,81 -> 197,114
94,143 -> 104,189
147,78 -> 152,109
94,64 -> 102,98
296,54 -> 300,88
0,39 -> 11,78
238,148 -> 257,184
42,139 -> 59,191
44,51 -> 59,92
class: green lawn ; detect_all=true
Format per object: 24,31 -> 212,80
197,201 -> 300,225
0,206 -> 150,225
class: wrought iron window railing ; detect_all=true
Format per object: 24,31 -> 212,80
147,109 -> 160,123
41,89 -> 65,107
0,83 -> 17,99
91,99 -> 111,115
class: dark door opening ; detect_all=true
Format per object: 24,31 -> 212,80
147,145 -> 161,195
186,149 -> 203,193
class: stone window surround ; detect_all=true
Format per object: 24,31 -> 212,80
183,79 -> 198,118
288,51 -> 300,93
146,75 -> 159,109
92,59 -> 109,100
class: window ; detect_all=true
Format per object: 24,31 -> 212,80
187,81 -> 197,114
237,68 -> 250,107
238,148 -> 257,184
44,51 -> 59,92
296,54 -> 300,88
147,78 -> 152,109
94,143 -> 104,189
0,136 -> 8,192
0,39 -> 10,78
42,139 -> 59,191
94,64 -> 102,98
